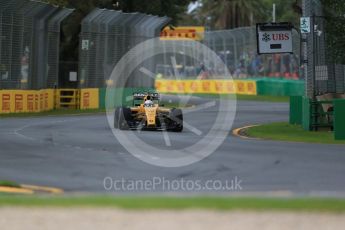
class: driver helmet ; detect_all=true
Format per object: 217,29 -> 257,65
144,95 -> 153,107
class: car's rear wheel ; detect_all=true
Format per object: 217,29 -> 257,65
114,107 -> 120,128
170,108 -> 183,132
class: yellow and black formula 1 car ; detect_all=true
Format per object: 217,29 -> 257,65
114,93 -> 183,132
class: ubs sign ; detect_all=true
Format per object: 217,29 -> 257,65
256,22 -> 293,54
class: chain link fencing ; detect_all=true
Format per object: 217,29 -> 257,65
155,27 -> 300,81
303,0 -> 345,97
4,0 -> 343,94
0,0 -> 73,90
79,8 -> 170,88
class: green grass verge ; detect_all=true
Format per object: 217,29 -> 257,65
167,93 -> 289,103
236,94 -> 289,102
246,122 -> 345,144
0,181 -> 21,188
0,196 -> 345,212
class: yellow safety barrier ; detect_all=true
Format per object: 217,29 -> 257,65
55,89 -> 80,109
80,88 -> 99,110
0,88 -> 100,114
0,89 -> 54,114
155,79 -> 257,95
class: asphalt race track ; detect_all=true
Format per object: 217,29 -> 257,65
1,95 -> 345,196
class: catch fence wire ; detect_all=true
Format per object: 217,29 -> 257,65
0,0 -> 72,89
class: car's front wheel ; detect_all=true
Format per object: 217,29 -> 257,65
115,107 -> 131,130
170,108 -> 183,132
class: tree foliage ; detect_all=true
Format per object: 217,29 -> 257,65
321,0 -> 345,63
114,0 -> 190,25
194,0 -> 266,29
41,0 -> 68,7
182,0 -> 302,30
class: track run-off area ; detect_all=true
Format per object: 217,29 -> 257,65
0,95 -> 344,196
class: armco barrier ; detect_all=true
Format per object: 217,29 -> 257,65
99,87 -> 155,109
155,80 -> 257,95
256,79 -> 305,96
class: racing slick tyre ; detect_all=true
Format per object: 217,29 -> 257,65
170,108 -> 183,132
117,107 -> 132,130
114,107 -> 120,128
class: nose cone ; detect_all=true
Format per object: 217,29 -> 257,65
145,107 -> 157,126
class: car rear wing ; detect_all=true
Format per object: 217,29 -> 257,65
133,92 -> 160,100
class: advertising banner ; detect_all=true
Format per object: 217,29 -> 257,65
80,88 -> 99,110
0,89 -> 55,114
155,80 -> 257,95
160,26 -> 205,41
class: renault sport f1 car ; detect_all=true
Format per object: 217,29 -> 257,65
114,93 -> 183,132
